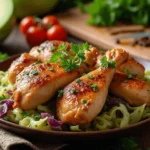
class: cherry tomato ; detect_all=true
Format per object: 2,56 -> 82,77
46,25 -> 67,41
26,26 -> 46,47
42,15 -> 59,29
20,16 -> 37,35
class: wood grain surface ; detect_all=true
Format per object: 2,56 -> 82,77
57,7 -> 150,61
0,25 -> 150,149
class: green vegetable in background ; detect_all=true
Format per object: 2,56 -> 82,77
12,0 -> 58,18
0,52 -> 9,61
78,0 -> 150,26
0,0 -> 15,41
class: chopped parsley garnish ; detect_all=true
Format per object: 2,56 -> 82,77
75,78 -> 81,83
49,67 -> 54,72
124,69 -> 137,79
0,52 -> 9,61
31,70 -> 38,75
82,99 -> 87,104
50,42 -> 90,72
88,74 -> 94,79
0,95 -> 6,101
70,88 -> 77,94
46,61 -> 50,65
100,56 -> 116,68
3,116 -> 8,121
34,114 -> 41,120
37,49 -> 41,53
23,71 -> 29,76
51,46 -> 56,51
32,61 -> 41,66
91,84 -> 98,92
57,89 -> 64,98
22,112 -> 29,118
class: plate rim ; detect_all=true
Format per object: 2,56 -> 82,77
0,54 -> 150,137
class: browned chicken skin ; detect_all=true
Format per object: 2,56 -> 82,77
29,41 -> 70,62
57,48 -> 128,125
8,53 -> 37,84
110,72 -> 150,106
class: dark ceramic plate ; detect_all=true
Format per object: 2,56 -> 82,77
0,55 -> 150,142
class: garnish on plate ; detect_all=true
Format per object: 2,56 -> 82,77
50,42 -> 90,72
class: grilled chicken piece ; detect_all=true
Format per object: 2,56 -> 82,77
96,55 -> 145,79
29,41 -> 70,62
57,48 -> 128,125
8,53 -> 37,84
13,45 -> 99,110
110,72 -> 150,106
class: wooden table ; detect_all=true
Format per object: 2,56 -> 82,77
0,26 -> 150,150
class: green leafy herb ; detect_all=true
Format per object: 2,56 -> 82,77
79,0 -> 150,26
23,71 -> 29,76
49,67 -> 54,72
57,89 -> 64,98
91,84 -> 98,92
37,49 -> 41,53
100,56 -> 116,68
70,88 -> 78,94
50,43 -> 90,72
51,46 -> 56,51
22,112 -> 29,118
82,99 -> 87,104
31,70 -> 38,75
0,95 -> 6,101
75,78 -> 81,83
31,61 -> 41,66
0,52 -> 9,61
34,114 -> 41,120
88,74 -> 94,79
124,69 -> 137,79
3,116 -> 9,121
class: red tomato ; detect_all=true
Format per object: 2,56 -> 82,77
20,16 -> 37,35
42,15 -> 59,29
26,26 -> 46,47
46,25 -> 67,41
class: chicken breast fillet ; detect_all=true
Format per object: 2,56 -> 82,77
8,53 -> 37,84
110,72 -> 150,106
13,45 -> 99,110
29,40 -> 70,62
57,48 -> 128,125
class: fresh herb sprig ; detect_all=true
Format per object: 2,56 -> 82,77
0,52 -> 9,61
50,42 -> 90,72
100,56 -> 116,68
78,0 -> 150,26
124,69 -> 137,79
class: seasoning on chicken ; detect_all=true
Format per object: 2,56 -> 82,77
110,72 -> 150,106
57,48 -> 128,125
29,40 -> 70,62
8,53 -> 37,84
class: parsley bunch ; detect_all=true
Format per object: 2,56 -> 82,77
100,56 -> 116,68
78,0 -> 150,26
50,42 -> 90,72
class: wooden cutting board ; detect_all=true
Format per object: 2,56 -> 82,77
57,7 -> 150,61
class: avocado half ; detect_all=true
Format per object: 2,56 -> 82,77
13,0 -> 58,18
0,0 -> 15,41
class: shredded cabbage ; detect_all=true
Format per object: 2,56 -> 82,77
0,71 -> 13,100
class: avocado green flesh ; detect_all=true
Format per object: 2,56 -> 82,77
13,0 -> 58,18
0,0 -> 14,41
